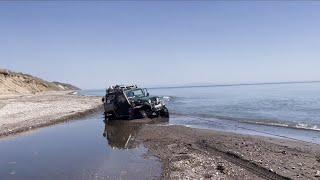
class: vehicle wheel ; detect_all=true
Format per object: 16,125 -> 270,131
128,114 -> 134,120
160,107 -> 169,118
139,110 -> 148,119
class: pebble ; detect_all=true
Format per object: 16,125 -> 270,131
315,170 -> 320,177
281,150 -> 287,155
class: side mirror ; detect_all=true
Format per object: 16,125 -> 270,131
146,92 -> 149,96
102,97 -> 105,102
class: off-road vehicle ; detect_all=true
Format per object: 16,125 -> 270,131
102,85 -> 169,120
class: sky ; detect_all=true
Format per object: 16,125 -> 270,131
1,1 -> 320,89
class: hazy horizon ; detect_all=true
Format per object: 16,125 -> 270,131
1,1 -> 320,89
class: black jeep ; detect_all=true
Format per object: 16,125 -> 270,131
102,85 -> 169,120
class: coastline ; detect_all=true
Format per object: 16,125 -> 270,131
0,91 -> 103,138
136,124 -> 320,179
1,91 -> 320,179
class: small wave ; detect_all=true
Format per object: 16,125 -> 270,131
171,112 -> 320,132
252,121 -> 289,127
296,123 -> 309,129
229,118 -> 320,132
161,96 -> 172,102
247,121 -> 320,131
295,123 -> 320,131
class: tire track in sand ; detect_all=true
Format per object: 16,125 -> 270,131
197,139 -> 292,180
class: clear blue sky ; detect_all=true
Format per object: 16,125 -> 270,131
1,1 -> 320,89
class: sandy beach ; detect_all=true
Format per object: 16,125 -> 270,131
136,124 -> 320,180
0,91 -> 102,137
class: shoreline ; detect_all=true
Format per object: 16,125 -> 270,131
0,105 -> 103,138
1,91 -> 320,179
0,91 -> 103,138
136,124 -> 320,179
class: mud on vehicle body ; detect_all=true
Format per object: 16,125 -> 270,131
102,85 -> 169,120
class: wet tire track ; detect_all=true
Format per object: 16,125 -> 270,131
197,140 -> 291,180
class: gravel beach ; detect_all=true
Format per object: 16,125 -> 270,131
136,124 -> 320,180
0,91 -> 102,137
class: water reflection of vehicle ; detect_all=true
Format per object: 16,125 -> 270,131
103,118 -> 169,149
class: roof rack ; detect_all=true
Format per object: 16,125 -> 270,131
107,84 -> 138,94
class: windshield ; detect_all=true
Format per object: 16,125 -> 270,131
125,89 -> 145,98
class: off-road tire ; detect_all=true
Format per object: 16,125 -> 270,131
159,107 -> 169,118
139,110 -> 148,119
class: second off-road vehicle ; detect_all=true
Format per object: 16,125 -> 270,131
102,85 -> 169,120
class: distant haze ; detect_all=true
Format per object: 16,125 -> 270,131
1,1 -> 320,89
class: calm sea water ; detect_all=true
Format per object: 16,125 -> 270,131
82,82 -> 320,144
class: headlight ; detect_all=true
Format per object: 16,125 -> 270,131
148,99 -> 152,104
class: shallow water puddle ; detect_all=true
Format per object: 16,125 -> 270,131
0,113 -> 162,180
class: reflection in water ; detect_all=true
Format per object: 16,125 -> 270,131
0,114 -> 165,179
103,118 -> 169,149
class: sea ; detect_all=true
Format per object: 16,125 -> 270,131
81,82 -> 320,144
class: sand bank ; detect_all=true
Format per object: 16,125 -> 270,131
0,91 -> 102,137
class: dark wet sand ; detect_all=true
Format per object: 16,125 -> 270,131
136,124 -> 320,179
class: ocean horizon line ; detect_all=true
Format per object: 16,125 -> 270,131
147,80 -> 320,90
82,80 -> 320,91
